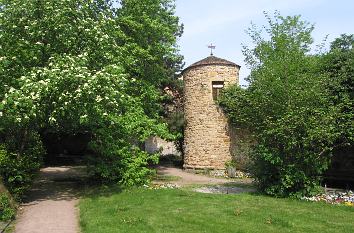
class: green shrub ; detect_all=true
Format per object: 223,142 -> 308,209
87,149 -> 158,186
248,145 -> 328,197
219,13 -> 340,197
0,130 -> 44,199
0,193 -> 16,221
87,126 -> 160,186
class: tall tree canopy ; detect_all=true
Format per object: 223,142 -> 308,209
0,0 -> 183,194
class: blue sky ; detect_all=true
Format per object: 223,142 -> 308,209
175,0 -> 354,86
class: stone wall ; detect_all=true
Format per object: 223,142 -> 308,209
145,136 -> 180,156
230,127 -> 254,171
183,64 -> 239,169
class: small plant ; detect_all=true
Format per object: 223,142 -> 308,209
265,215 -> 273,225
233,208 -> 243,216
225,160 -> 237,168
225,161 -> 237,178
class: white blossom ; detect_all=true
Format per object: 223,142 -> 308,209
49,116 -> 56,123
96,96 -> 103,102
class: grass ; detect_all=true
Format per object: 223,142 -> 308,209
0,220 -> 15,233
79,187 -> 354,233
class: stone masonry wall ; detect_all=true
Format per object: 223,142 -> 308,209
145,136 -> 180,156
183,65 -> 239,169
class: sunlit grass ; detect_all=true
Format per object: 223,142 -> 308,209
79,187 -> 354,233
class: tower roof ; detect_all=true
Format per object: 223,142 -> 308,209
182,55 -> 240,73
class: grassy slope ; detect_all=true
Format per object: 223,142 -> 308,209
79,187 -> 354,233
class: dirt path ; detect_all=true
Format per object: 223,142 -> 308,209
155,165 -> 253,187
14,166 -> 86,233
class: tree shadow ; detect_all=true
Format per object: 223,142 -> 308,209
20,166 -> 122,205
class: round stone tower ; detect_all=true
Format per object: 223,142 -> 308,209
182,55 -> 240,170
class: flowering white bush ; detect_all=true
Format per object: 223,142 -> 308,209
0,0 -> 183,185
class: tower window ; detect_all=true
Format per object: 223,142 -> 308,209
212,81 -> 224,101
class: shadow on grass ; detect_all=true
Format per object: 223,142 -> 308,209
80,183 -> 124,200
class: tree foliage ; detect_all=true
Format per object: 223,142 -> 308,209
0,133 -> 44,199
321,34 -> 354,147
0,0 -> 183,192
220,12 -> 350,197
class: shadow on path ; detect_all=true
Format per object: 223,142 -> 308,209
15,166 -> 87,233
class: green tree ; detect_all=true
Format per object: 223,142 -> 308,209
0,0 -> 182,192
321,34 -> 354,148
117,0 -> 184,117
220,12 -> 339,197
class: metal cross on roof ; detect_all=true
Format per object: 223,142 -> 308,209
208,43 -> 216,56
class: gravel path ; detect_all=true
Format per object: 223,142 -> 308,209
155,165 -> 254,188
14,166 -> 86,233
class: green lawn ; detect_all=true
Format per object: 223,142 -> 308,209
79,187 -> 354,233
